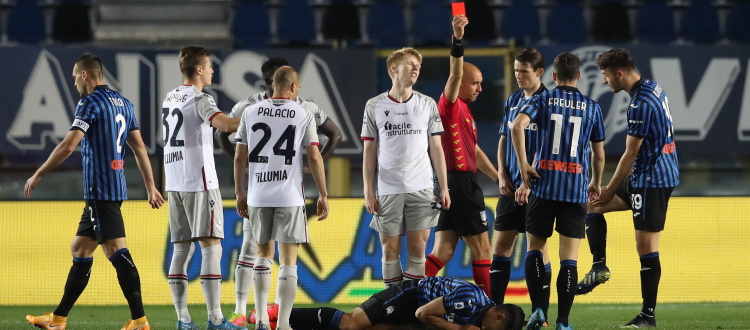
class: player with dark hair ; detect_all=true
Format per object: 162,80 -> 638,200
424,14 -> 498,298
217,56 -> 342,327
255,276 -> 525,330
25,53 -> 164,330
510,52 -> 606,330
492,48 -> 551,319
587,48 -> 679,328
164,45 -> 245,330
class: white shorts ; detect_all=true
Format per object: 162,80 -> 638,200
248,206 -> 308,244
370,189 -> 440,236
168,189 -> 224,242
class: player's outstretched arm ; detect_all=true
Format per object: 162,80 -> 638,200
317,119 -> 343,161
428,135 -> 451,210
588,141 -> 605,201
306,145 -> 329,220
211,113 -> 241,133
127,130 -> 164,209
362,140 -> 379,214
497,136 -> 514,197
24,130 -> 84,198
215,129 -> 235,158
234,143 -> 249,219
510,113 -> 539,187
594,135 -> 642,206
415,297 -> 476,330
444,15 -> 468,104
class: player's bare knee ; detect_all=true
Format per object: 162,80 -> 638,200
197,237 -> 221,248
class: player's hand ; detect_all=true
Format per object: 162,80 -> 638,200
515,183 -> 530,205
24,174 -> 41,199
147,188 -> 164,209
498,173 -> 515,197
520,164 -> 541,188
440,188 -> 451,210
452,14 -> 469,40
302,164 -> 311,176
365,190 -> 379,215
592,185 -> 614,206
236,193 -> 249,219
317,195 -> 329,221
588,182 -> 601,202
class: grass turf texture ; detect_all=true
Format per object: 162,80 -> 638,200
3,303 -> 749,329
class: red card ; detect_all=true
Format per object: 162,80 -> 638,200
451,2 -> 466,17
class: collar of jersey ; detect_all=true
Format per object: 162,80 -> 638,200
554,85 -> 580,93
629,77 -> 645,97
94,85 -> 109,91
535,83 -> 547,95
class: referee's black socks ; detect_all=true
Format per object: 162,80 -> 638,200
639,252 -> 661,317
54,257 -> 93,317
585,213 -> 608,267
109,248 -> 145,320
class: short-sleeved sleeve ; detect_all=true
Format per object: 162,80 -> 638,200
196,94 -> 223,123
437,93 -> 457,118
302,111 -> 320,147
499,97 -> 512,136
627,100 -> 651,138
301,99 -> 328,127
71,98 -> 96,132
591,103 -> 606,142
518,95 -> 542,121
235,110 -> 248,145
428,99 -> 444,136
443,287 -> 483,325
360,100 -> 378,140
126,100 -> 139,131
229,100 -> 252,119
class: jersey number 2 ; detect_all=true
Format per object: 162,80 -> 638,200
162,108 -> 185,147
248,123 -> 297,165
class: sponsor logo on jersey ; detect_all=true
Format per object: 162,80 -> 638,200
383,122 -> 422,137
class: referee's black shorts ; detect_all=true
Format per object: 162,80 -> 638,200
435,172 -> 488,237
77,199 -> 125,243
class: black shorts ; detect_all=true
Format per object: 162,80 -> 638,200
494,195 -> 526,232
360,280 -> 420,326
435,172 -> 488,237
77,200 -> 125,243
526,194 -> 587,239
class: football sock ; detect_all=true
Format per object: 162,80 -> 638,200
524,250 -> 545,313
639,252 -> 661,317
54,257 -> 93,317
490,255 -> 511,304
543,262 -> 552,320
168,242 -> 195,323
276,265 -> 298,330
289,307 -> 344,329
382,257 -> 403,287
556,259 -> 578,326
110,249 -> 145,320
254,257 -> 274,324
235,229 -> 258,314
472,259 -> 492,297
425,254 -> 444,277
200,244 -> 223,325
404,256 -> 426,281
586,213 -> 608,266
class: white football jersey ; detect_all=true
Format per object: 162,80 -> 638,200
361,91 -> 444,195
235,98 -> 319,207
162,85 -> 223,192
230,92 -> 328,126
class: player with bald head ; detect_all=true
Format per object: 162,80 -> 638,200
235,65 -> 329,330
424,15 -> 498,298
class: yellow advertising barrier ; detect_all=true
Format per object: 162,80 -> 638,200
1,197 -> 748,306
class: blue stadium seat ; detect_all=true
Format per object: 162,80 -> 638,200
369,0 -> 406,47
502,0 -> 539,45
548,0 -> 586,44
278,0 -> 315,44
682,0 -> 718,44
232,0 -> 270,47
412,0 -> 451,45
7,0 -> 45,44
728,1 -> 750,43
634,1 -> 674,44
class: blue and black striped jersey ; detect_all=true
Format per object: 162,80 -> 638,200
70,85 -> 139,201
519,86 -> 605,203
627,78 -> 680,188
500,84 -> 546,187
417,276 -> 494,326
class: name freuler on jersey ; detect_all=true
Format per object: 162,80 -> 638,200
384,122 -> 422,137
255,170 -> 288,183
258,107 -> 296,118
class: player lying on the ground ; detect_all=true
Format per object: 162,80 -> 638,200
249,276 -> 525,330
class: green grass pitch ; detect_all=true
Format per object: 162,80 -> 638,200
3,303 -> 748,329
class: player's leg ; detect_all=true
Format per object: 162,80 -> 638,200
621,187 -> 672,328
230,217 -> 258,326
463,232 -> 492,296
371,193 -> 406,286
491,194 -> 523,304
403,189 -> 441,282
167,192 -> 198,327
275,205 -> 308,330
553,201 -> 586,328
524,194 -> 555,329
426,229 -> 458,276
579,180 -> 631,295
251,207 -> 276,328
452,174 -> 492,295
